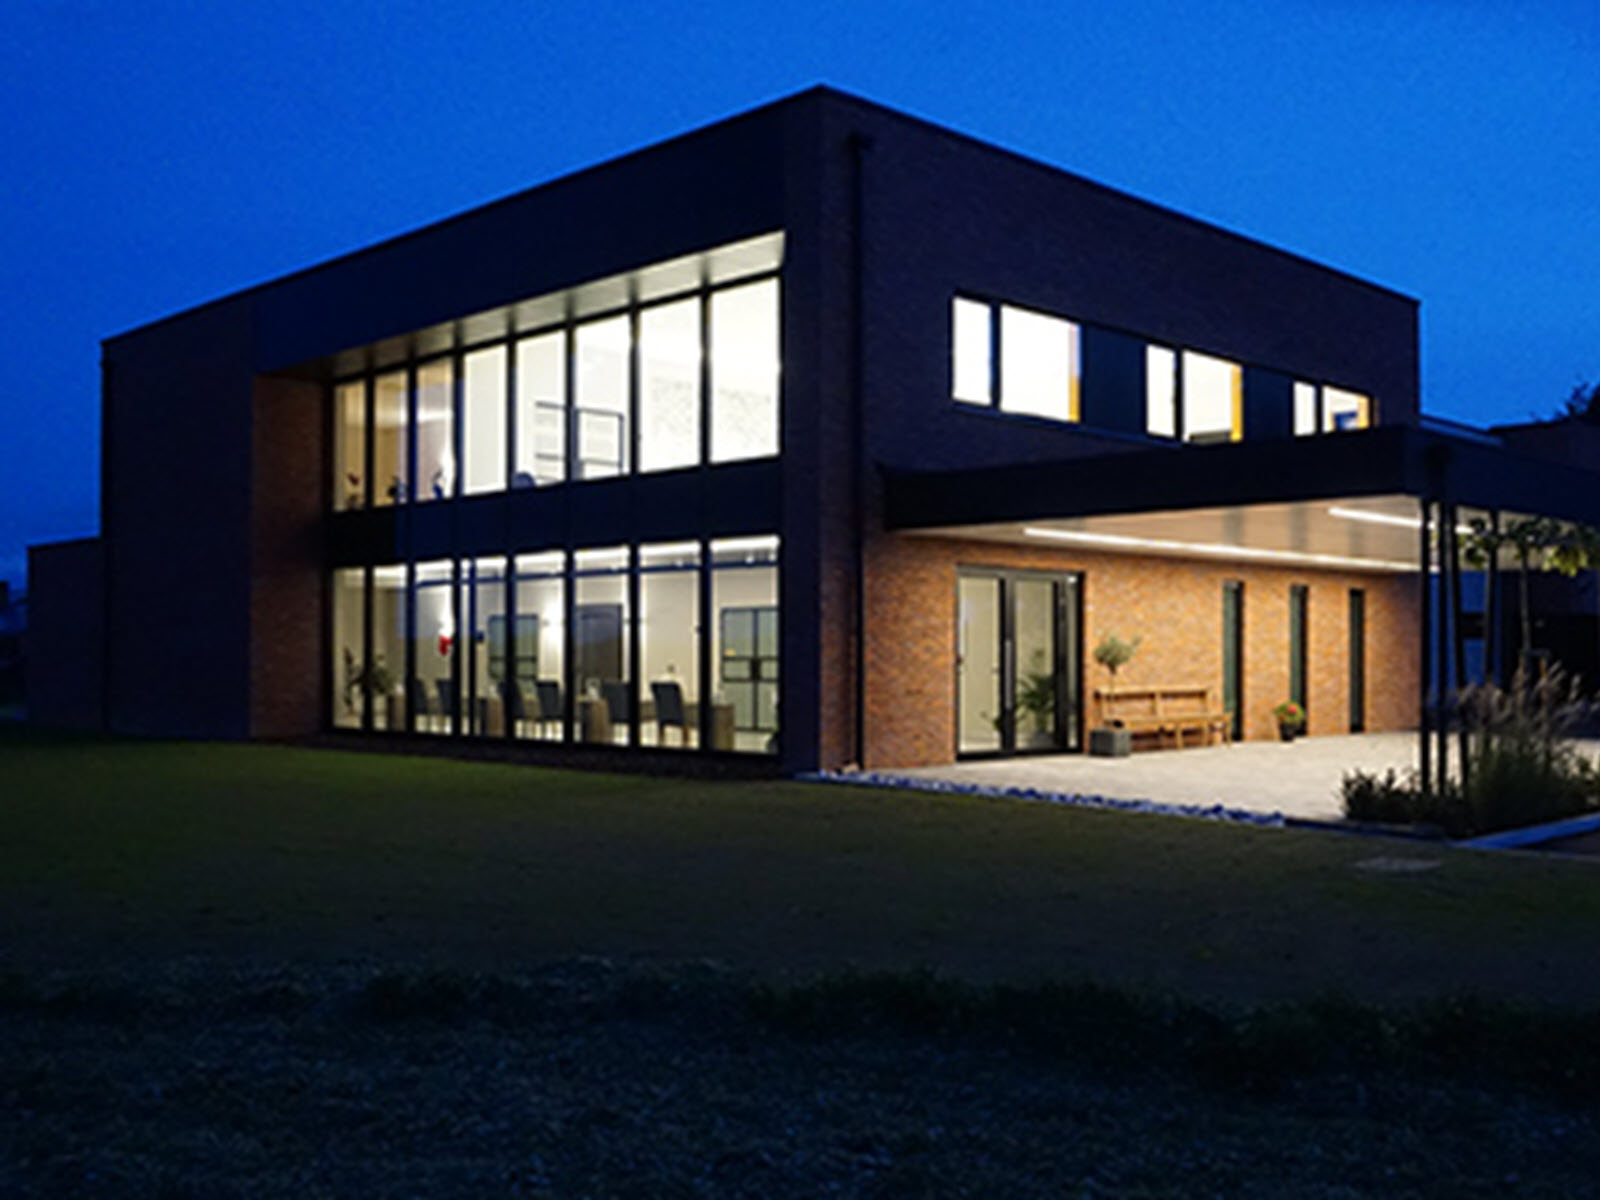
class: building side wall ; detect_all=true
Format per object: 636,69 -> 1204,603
103,299 -> 257,738
26,539 -> 105,730
250,374 -> 326,737
849,532 -> 1418,770
828,97 -> 1419,474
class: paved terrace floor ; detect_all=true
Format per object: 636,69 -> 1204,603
897,732 -> 1426,822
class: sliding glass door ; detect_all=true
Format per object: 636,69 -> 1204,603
956,569 -> 1082,756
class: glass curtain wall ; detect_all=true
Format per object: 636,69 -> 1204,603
574,547 -> 631,744
710,537 -> 779,754
639,542 -> 700,747
334,538 -> 777,754
513,552 -> 566,740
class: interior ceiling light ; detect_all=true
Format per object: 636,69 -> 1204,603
1021,526 -> 1414,572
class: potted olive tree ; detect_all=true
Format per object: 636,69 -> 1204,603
1088,633 -> 1141,757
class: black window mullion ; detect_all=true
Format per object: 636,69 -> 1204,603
699,540 -> 713,752
628,308 -> 640,477
988,302 -> 1001,408
627,545 -> 640,748
699,289 -> 712,467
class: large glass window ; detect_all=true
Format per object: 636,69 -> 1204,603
574,546 -> 631,744
711,536 -> 779,754
710,279 -> 779,462
1145,346 -> 1177,438
416,360 -> 455,501
512,552 -> 566,741
516,331 -> 566,487
373,371 -> 407,507
462,347 -> 506,495
371,566 -> 407,731
575,317 -> 630,479
952,297 -> 992,406
639,541 -> 701,748
1000,305 -> 1078,422
332,568 -> 366,729
461,557 -> 507,736
640,299 -> 701,473
1181,350 -> 1241,443
412,559 -> 456,732
334,381 -> 366,510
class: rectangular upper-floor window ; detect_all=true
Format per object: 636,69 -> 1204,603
373,371 -> 407,506
515,330 -> 566,487
416,359 -> 455,501
334,381 -> 366,510
950,296 -> 1079,424
1181,350 -> 1242,444
640,298 -> 701,473
951,297 -> 993,406
1323,386 -> 1371,432
710,278 -> 780,463
1145,345 -> 1177,439
1000,305 -> 1079,421
575,315 -> 630,480
1293,381 -> 1319,436
1292,380 -> 1373,436
462,346 -> 507,495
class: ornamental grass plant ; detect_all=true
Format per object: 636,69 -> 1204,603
1342,666 -> 1600,836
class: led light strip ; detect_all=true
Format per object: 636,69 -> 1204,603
1021,526 -> 1415,571
1327,505 -> 1473,536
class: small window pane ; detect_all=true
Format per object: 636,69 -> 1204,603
710,279 -> 779,462
1294,382 -> 1319,437
1323,387 -> 1370,432
515,331 -> 566,486
1000,306 -> 1077,422
1145,346 -> 1177,438
640,299 -> 701,472
463,347 -> 506,495
1182,350 -> 1240,443
576,316 -> 630,479
952,298 -> 992,405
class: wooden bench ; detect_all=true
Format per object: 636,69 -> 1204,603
1092,685 -> 1231,750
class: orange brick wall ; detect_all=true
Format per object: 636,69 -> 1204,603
846,531 -> 1419,770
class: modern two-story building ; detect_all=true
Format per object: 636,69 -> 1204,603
30,87 -> 1600,775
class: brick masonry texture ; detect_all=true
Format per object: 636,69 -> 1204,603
844,531 -> 1419,770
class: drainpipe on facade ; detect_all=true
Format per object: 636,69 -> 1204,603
848,130 -> 872,771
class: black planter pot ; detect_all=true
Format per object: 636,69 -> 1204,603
1278,724 -> 1299,742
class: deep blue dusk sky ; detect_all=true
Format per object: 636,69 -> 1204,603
3,0 -> 1597,588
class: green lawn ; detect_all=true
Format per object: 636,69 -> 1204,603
5,726 -> 1600,1004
